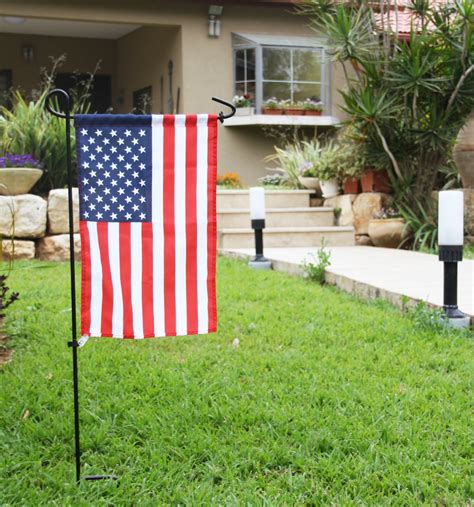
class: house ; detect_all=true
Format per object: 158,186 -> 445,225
0,0 -> 346,184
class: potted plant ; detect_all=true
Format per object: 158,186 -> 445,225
298,161 -> 320,191
315,142 -> 340,198
368,207 -> 408,248
284,101 -> 305,116
360,167 -> 392,193
302,99 -> 323,116
334,145 -> 364,194
0,154 -> 43,196
232,94 -> 255,116
217,171 -> 243,188
262,97 -> 284,115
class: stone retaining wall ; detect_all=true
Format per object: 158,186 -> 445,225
0,189 -> 80,261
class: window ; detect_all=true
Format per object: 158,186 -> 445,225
233,34 -> 329,113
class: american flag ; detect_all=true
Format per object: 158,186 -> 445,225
75,114 -> 218,339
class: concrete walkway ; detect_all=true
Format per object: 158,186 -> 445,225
222,246 -> 474,322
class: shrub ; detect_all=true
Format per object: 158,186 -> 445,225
302,243 -> 331,284
217,172 -> 243,188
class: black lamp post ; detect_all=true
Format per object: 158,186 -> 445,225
248,187 -> 272,270
438,190 -> 470,328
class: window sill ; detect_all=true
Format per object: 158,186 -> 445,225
223,114 -> 342,127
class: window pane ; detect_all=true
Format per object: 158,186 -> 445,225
263,48 -> 291,81
263,82 -> 291,102
293,49 -> 322,82
293,83 -> 321,103
235,81 -> 256,102
246,49 -> 256,81
235,49 -> 245,82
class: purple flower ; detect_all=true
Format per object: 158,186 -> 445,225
0,153 -> 41,169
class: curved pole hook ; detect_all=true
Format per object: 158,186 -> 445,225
45,88 -> 72,119
212,96 -> 236,123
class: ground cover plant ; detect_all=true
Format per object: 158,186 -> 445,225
0,258 -> 473,504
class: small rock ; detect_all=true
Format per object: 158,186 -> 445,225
36,234 -> 81,261
355,234 -> 373,246
47,188 -> 79,234
232,338 -> 240,348
0,194 -> 47,238
1,239 -> 35,260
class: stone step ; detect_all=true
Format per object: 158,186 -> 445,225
217,189 -> 313,210
218,226 -> 355,249
217,207 -> 335,228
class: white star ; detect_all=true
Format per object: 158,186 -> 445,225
82,178 -> 89,185
88,137 -> 95,144
104,204 -> 110,211
96,212 -> 103,219
139,213 -> 146,220
139,196 -> 146,203
132,155 -> 139,162
125,212 -> 132,220
103,154 -> 110,162
132,188 -> 139,195
125,129 -> 132,137
97,179 -> 103,186
118,204 -> 125,212
84,195 -> 89,202
132,138 -> 139,145
125,146 -> 132,154
90,170 -> 97,177
89,203 -> 96,210
89,154 -> 96,161
125,179 -> 132,187
97,196 -> 103,203
104,187 -> 111,195
111,163 -> 117,170
139,129 -> 145,137
118,155 -> 125,162
103,138 -> 110,145
118,171 -> 125,178
89,187 -> 96,194
110,130 -> 117,137
104,171 -> 110,178
139,179 -> 146,187
125,163 -> 132,170
81,128 -> 88,136
111,180 -> 118,187
139,163 -> 146,170
118,188 -> 125,195
139,146 -> 146,154
82,145 -> 89,152
132,171 -> 139,179
132,204 -> 139,212
111,196 -> 118,203
84,211 -> 89,218
118,138 -> 124,145
111,212 -> 117,220
125,196 -> 132,204
95,146 -> 103,153
97,163 -> 104,170
95,129 -> 102,136
83,162 -> 90,169
111,146 -> 117,154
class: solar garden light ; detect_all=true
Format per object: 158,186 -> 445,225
248,187 -> 272,271
438,190 -> 470,328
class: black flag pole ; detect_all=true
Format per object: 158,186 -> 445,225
44,88 -> 235,484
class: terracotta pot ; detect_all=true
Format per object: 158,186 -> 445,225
368,218 -> 408,248
285,108 -> 304,116
453,113 -> 474,188
298,176 -> 321,192
361,168 -> 391,193
262,108 -> 283,115
319,178 -> 340,198
0,168 -> 43,196
304,110 -> 322,116
343,177 -> 360,194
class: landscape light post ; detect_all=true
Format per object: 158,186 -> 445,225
248,187 -> 272,270
438,190 -> 470,328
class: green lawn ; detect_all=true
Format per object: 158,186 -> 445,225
1,258 -> 473,505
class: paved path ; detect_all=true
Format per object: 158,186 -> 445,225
222,246 -> 474,322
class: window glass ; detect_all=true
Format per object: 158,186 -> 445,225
263,48 -> 291,81
246,49 -> 256,81
293,83 -> 321,103
235,81 -> 256,98
263,82 -> 291,102
293,49 -> 322,82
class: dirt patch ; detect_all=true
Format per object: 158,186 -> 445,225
0,320 -> 13,366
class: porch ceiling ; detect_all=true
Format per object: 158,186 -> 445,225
0,17 -> 140,39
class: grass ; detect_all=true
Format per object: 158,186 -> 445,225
1,257 -> 473,505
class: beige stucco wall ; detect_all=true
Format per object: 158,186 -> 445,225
0,32 -> 115,97
0,0 -> 348,184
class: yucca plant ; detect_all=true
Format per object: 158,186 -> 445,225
301,0 -> 474,245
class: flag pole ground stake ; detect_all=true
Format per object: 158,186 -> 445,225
45,89 -> 118,484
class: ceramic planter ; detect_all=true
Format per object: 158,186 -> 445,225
304,110 -> 322,116
368,218 -> 408,248
285,108 -> 304,116
298,176 -> 321,192
262,108 -> 283,115
453,113 -> 474,188
320,178 -> 340,198
343,177 -> 360,194
361,169 -> 391,193
0,168 -> 43,196
235,107 -> 255,116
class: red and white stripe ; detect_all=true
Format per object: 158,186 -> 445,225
80,114 -> 218,339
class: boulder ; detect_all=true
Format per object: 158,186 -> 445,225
36,234 -> 81,262
355,234 -> 373,246
352,193 -> 392,235
47,188 -> 80,234
1,240 -> 35,260
0,194 -> 47,238
324,194 -> 356,226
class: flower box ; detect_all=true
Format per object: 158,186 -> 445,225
235,107 -> 255,116
285,108 -> 304,116
304,110 -> 323,116
0,168 -> 43,196
262,108 -> 284,115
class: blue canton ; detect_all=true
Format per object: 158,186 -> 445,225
76,118 -> 152,222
